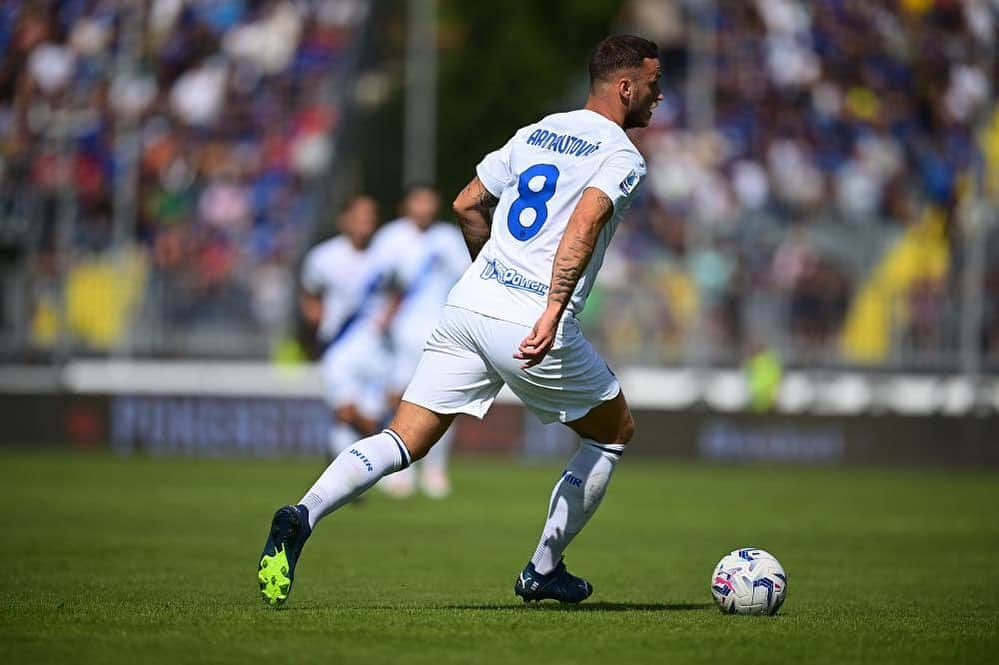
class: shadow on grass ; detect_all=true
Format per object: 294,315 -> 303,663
279,602 -> 714,612
443,602 -> 714,612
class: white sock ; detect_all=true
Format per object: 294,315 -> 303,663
328,423 -> 358,457
530,439 -> 624,575
299,429 -> 411,528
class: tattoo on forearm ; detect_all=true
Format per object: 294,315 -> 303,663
472,183 -> 499,210
548,192 -> 613,308
456,180 -> 498,260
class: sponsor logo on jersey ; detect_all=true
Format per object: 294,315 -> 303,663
480,259 -> 549,296
620,169 -> 640,195
525,128 -> 601,157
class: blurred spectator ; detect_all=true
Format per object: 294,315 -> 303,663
0,0 -> 369,353
744,342 -> 783,412
588,0 -> 998,367
1,0 -> 996,368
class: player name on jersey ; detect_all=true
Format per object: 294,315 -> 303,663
525,129 -> 601,157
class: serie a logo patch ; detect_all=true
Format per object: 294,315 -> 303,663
620,170 -> 640,195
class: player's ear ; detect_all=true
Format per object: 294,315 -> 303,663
618,76 -> 633,102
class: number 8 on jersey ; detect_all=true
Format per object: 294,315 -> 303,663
507,163 -> 560,241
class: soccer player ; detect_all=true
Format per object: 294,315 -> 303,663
299,195 -> 393,459
258,35 -> 662,606
376,185 -> 470,499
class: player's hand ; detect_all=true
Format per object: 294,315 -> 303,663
514,312 -> 559,369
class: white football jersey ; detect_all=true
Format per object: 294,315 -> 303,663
374,217 -> 470,346
301,236 -> 390,348
446,109 -> 646,327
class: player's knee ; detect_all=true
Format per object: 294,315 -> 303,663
388,401 -> 456,461
615,411 -> 636,445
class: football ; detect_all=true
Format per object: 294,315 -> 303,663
710,548 -> 787,615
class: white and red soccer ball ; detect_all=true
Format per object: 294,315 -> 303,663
710,548 -> 787,615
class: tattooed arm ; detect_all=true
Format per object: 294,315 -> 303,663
452,176 -> 499,260
514,187 -> 615,368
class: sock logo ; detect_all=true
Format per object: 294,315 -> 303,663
561,471 -> 583,488
350,448 -> 374,472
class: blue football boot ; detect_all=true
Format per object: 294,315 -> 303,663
257,504 -> 312,607
514,559 -> 593,604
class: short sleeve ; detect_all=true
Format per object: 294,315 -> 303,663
585,149 -> 647,207
475,135 -> 517,197
300,248 -> 324,295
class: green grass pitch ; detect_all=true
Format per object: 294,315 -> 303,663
1,450 -> 997,665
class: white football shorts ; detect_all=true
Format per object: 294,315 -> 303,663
319,325 -> 391,420
402,305 -> 620,424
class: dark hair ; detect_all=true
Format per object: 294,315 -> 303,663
588,35 -> 659,86
341,194 -> 376,215
403,182 -> 439,197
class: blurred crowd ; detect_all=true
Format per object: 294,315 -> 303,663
592,0 -> 998,367
2,0 -> 997,369
0,0 -> 368,352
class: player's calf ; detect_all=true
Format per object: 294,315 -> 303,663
519,437 -> 624,604
568,390 -> 634,445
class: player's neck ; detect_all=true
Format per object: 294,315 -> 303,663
408,217 -> 433,232
583,97 -> 626,129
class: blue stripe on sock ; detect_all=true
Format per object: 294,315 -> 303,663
383,428 -> 412,469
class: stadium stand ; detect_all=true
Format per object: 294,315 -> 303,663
591,0 -> 997,369
0,0 -> 995,373
0,0 -> 371,356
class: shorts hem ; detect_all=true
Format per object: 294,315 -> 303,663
400,395 -> 493,421
548,383 -> 622,424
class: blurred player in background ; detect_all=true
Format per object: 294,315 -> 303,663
299,195 -> 393,459
377,185 -> 470,499
259,35 -> 661,607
